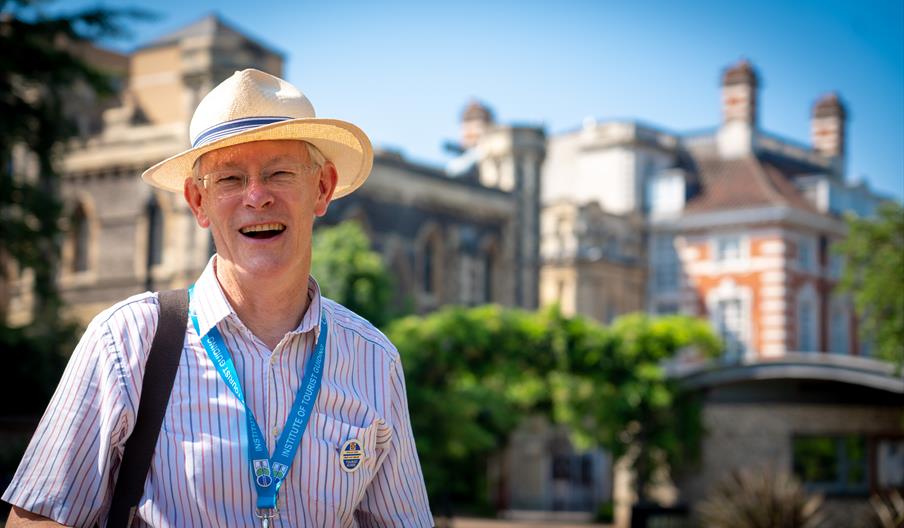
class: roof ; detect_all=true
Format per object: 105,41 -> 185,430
671,353 -> 904,395
683,155 -> 819,214
137,13 -> 284,57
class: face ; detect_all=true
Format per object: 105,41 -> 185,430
185,139 -> 338,281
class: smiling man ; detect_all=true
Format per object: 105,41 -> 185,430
4,70 -> 433,527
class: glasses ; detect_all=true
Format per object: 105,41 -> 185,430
197,163 -> 321,198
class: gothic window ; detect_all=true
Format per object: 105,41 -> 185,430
71,204 -> 90,273
423,246 -> 433,293
481,239 -> 499,304
419,227 -> 443,297
147,196 -> 164,267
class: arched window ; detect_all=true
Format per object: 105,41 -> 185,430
71,204 -> 90,273
147,196 -> 164,267
423,237 -> 436,294
418,226 -> 443,298
481,238 -> 499,304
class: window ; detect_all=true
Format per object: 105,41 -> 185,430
716,298 -> 745,359
877,438 -> 904,489
71,205 -> 90,273
829,254 -> 844,279
147,197 -> 164,267
652,235 -> 679,292
793,435 -> 869,495
797,295 -> 818,352
423,242 -> 434,294
829,302 -> 849,355
419,229 -> 443,297
797,237 -> 814,272
656,302 -> 679,315
798,300 -> 814,351
482,249 -> 495,303
716,236 -> 742,262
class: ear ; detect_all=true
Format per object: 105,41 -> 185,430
184,177 -> 211,228
314,162 -> 339,217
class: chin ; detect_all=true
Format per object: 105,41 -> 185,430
240,259 -> 297,278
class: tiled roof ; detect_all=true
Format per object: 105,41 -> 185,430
683,155 -> 819,214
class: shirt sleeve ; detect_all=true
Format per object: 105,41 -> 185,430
354,357 -> 433,527
2,297 -> 156,528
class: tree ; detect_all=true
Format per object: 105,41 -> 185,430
1,0 -> 148,323
386,305 -> 721,513
0,0 -> 150,508
387,305 -> 556,514
554,313 -> 721,503
834,202 -> 904,366
310,220 -> 398,328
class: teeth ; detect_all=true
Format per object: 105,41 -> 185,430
240,223 -> 286,234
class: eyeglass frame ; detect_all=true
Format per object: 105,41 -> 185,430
194,162 -> 323,198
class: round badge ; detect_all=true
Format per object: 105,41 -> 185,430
340,438 -> 365,473
257,474 -> 272,487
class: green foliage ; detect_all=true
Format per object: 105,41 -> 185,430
387,306 -> 721,510
0,1 -> 151,416
556,313 -> 721,500
695,468 -> 826,528
388,305 -> 554,511
1,1 -> 151,315
311,221 -> 398,328
834,202 -> 904,366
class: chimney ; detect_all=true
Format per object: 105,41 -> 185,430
721,59 -> 759,126
460,99 -> 494,150
811,92 -> 846,159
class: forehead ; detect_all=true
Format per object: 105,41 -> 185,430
198,140 -> 310,170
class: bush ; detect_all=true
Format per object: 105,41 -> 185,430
696,468 -> 826,528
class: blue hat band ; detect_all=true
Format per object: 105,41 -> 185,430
192,116 -> 292,148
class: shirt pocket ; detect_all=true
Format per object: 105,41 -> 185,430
298,412 -> 389,508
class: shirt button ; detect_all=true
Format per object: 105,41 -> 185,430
270,355 -> 278,365
272,427 -> 279,438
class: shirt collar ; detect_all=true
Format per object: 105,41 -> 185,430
190,255 -> 324,340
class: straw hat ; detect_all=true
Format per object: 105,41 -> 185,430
141,69 -> 373,199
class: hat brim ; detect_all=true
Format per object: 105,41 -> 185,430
141,118 -> 373,199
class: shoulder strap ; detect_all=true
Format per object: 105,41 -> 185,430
106,288 -> 188,528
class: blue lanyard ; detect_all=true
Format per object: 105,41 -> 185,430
187,285 -> 327,514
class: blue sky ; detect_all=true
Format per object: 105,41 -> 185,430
57,0 -> 904,200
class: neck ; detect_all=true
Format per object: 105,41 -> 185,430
215,259 -> 311,350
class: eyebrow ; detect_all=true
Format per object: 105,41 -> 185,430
205,155 -> 305,172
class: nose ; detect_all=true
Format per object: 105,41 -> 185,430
242,176 -> 274,209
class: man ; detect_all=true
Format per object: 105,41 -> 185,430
4,69 -> 433,527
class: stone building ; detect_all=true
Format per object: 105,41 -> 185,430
540,59 -> 901,526
4,15 -> 544,327
5,13 -> 901,525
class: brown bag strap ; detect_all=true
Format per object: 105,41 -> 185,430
106,289 -> 188,528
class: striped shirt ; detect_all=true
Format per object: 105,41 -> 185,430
3,257 -> 433,527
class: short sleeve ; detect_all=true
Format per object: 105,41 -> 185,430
2,295 -> 157,527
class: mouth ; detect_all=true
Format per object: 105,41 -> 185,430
239,223 -> 286,240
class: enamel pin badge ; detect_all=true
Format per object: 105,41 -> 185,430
339,438 -> 364,473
